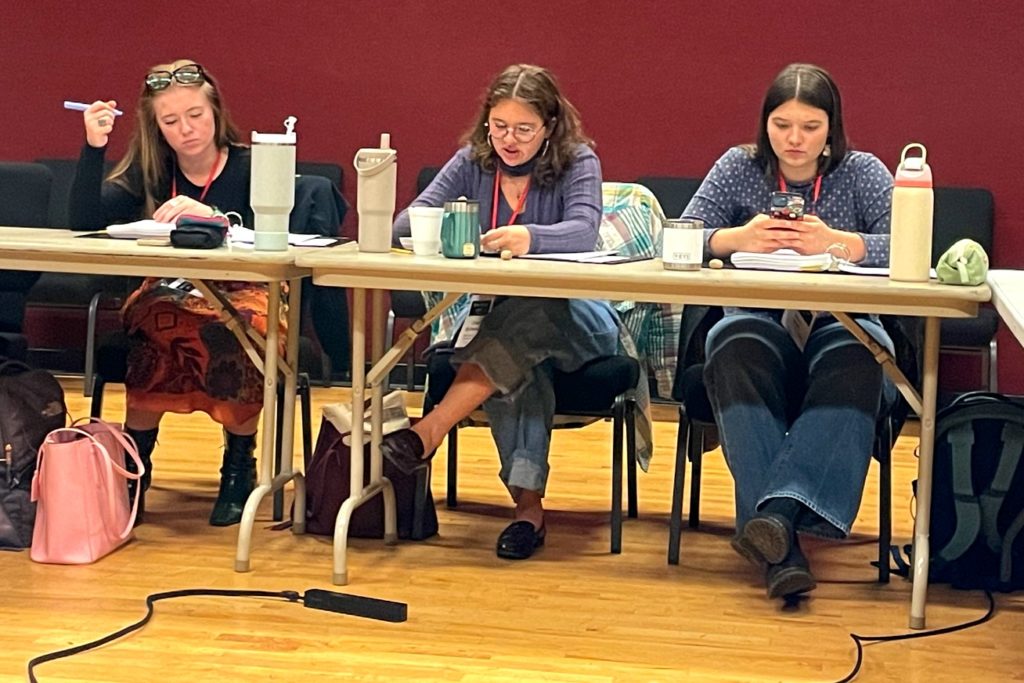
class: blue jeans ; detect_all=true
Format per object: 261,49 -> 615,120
703,312 -> 897,537
453,297 -> 620,496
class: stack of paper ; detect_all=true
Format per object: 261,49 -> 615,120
106,220 -> 176,239
731,249 -> 833,272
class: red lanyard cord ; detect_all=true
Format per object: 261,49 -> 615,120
171,147 -> 222,204
778,173 -> 822,213
491,170 -> 530,230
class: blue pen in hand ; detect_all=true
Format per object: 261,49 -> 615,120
63,101 -> 124,116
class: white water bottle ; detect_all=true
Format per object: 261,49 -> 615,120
250,116 -> 297,252
354,133 -> 397,253
889,143 -> 934,282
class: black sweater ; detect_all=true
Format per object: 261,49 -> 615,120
69,143 -> 252,230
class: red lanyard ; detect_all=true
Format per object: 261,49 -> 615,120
171,147 -> 222,203
491,170 -> 530,230
778,173 -> 822,213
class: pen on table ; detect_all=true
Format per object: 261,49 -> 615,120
63,101 -> 124,116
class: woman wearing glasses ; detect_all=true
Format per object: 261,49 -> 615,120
69,60 -> 268,527
386,64 -> 618,559
682,63 -> 895,601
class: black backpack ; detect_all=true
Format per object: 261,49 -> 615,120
898,392 -> 1024,591
0,359 -> 67,550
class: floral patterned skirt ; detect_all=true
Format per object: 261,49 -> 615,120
122,278 -> 285,427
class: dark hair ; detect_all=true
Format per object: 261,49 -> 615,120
108,59 -> 243,216
462,64 -> 593,187
748,63 -> 848,179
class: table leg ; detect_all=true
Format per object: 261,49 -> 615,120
235,281 -> 283,572
333,287 -> 366,585
285,278 -> 306,535
910,316 -> 941,628
371,289 -> 399,544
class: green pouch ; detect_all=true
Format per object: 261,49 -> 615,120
935,238 -> 989,286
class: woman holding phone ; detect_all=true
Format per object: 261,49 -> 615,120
682,63 -> 896,601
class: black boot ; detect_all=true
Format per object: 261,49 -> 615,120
741,496 -> 804,565
125,426 -> 158,525
209,431 -> 257,527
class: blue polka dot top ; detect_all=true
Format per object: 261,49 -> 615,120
683,146 -> 894,267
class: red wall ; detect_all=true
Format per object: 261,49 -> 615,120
3,1 -> 1022,388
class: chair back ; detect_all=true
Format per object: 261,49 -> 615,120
416,166 -> 442,194
296,161 -> 344,193
0,162 -> 53,227
635,176 -> 703,220
932,187 -> 994,265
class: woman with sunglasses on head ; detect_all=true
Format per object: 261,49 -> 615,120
681,63 -> 896,601
69,60 -> 270,527
386,64 -> 618,560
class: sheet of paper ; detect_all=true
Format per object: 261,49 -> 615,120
227,226 -> 342,247
518,250 -> 619,263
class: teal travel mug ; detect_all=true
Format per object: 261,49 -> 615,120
440,199 -> 481,259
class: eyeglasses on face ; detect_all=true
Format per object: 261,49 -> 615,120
145,64 -> 206,92
486,120 -> 543,143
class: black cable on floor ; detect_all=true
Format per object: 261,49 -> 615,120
27,587 -> 407,682
835,590 -> 995,682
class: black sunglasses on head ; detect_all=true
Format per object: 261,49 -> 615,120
145,64 -> 205,91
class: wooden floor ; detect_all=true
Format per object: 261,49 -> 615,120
3,378 -> 1022,682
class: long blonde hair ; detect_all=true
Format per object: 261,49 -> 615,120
107,59 -> 243,216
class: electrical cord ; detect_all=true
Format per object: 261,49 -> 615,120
835,590 -> 995,682
27,587 -> 407,682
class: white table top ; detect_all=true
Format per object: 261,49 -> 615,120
988,269 -> 1024,346
0,226 -> 309,282
297,248 -> 990,318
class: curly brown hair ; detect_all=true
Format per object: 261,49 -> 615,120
462,64 -> 593,188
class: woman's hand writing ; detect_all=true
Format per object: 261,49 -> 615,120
481,225 -> 531,257
84,100 -> 119,148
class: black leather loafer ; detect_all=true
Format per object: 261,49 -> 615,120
496,520 -> 546,560
380,428 -> 428,475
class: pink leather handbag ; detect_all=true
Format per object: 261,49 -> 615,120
30,419 -> 143,564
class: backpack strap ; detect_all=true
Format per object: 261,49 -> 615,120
980,421 -> 1024,553
937,422 -> 982,565
1000,506 -> 1024,586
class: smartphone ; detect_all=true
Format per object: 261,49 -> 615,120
769,191 -> 805,220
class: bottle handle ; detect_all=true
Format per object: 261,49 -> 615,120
899,143 -> 927,170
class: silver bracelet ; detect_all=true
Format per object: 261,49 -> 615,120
825,242 -> 851,261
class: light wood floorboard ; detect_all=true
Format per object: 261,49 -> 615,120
2,379 -> 1021,682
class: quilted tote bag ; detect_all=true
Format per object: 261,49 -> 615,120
30,419 -> 143,564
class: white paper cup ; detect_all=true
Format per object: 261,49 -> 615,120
408,206 -> 444,256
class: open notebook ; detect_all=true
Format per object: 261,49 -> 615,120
731,249 -> 889,275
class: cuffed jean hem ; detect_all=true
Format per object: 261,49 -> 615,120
501,455 -> 549,496
757,492 -> 848,538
